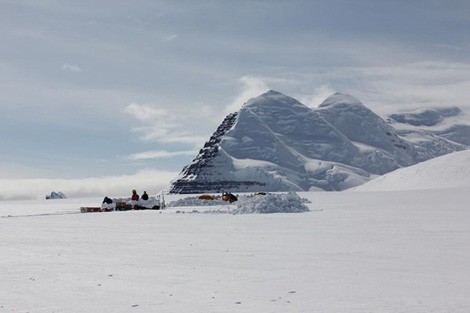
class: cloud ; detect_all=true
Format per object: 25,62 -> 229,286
328,61 -> 470,114
266,61 -> 470,116
124,102 -> 218,145
135,126 -> 207,144
0,169 -> 178,200
162,34 -> 178,42
156,134 -> 208,144
225,76 -> 270,114
124,103 -> 178,142
298,85 -> 336,108
128,118 -> 207,145
128,150 -> 197,160
61,63 -> 83,72
124,103 -> 169,121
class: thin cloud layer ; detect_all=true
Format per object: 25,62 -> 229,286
299,85 -> 337,108
61,63 -> 83,72
225,76 -> 270,114
124,102 -> 217,145
326,61 -> 470,114
129,150 -> 196,160
162,34 -> 178,42
0,170 -> 178,201
124,103 -> 169,122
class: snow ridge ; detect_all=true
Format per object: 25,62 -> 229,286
354,149 -> 470,191
168,112 -> 268,194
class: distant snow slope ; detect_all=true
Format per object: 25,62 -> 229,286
354,149 -> 470,191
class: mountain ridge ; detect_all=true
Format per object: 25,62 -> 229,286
168,90 -> 469,194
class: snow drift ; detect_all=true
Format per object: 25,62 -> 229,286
232,192 -> 310,214
168,192 -> 310,214
354,150 -> 470,191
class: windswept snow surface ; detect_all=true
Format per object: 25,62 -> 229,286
355,149 -> 470,191
1,188 -> 469,312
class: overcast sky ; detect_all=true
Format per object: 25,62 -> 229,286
1,0 -> 470,197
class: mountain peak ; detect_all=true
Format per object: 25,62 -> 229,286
264,89 -> 284,96
319,93 -> 364,108
243,90 -> 303,109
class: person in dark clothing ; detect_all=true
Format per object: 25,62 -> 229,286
101,196 -> 115,212
141,191 -> 149,201
222,192 -> 238,203
102,196 -> 113,204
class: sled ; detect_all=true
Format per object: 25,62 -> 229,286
132,205 -> 160,210
80,207 -> 102,213
115,202 -> 133,211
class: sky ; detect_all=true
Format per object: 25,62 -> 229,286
1,0 -> 470,199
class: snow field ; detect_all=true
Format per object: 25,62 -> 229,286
1,189 -> 469,312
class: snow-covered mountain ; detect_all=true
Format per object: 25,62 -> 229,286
388,106 -> 462,127
46,191 -> 67,200
386,106 -> 470,160
168,90 -> 469,194
353,149 -> 470,191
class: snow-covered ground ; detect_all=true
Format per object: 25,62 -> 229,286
1,186 -> 469,312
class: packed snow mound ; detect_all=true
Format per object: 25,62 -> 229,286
169,196 -> 228,207
168,193 -> 312,213
354,150 -> 470,191
231,192 -> 310,214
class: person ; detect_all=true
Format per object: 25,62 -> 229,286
131,189 -> 139,201
141,191 -> 149,201
222,192 -> 238,203
101,196 -> 115,211
130,189 -> 140,209
102,196 -> 113,204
